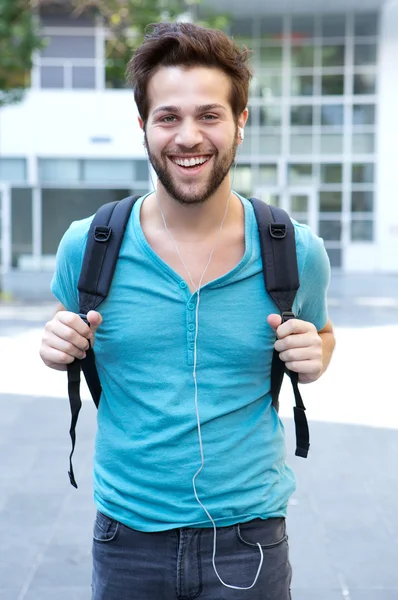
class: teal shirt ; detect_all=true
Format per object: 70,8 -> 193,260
51,194 -> 330,532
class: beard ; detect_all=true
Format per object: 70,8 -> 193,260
145,133 -> 238,205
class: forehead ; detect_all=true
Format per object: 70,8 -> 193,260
147,66 -> 233,115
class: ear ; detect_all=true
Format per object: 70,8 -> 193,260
237,108 -> 249,145
238,108 -> 249,131
138,116 -> 144,131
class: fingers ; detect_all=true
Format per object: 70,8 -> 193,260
40,311 -> 95,369
274,318 -> 317,339
267,314 -> 282,331
87,310 -> 103,332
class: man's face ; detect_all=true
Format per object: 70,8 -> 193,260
142,66 -> 245,205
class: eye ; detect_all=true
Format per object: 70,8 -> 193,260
161,115 -> 177,123
201,114 -> 218,121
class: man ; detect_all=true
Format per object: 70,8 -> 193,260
40,22 -> 335,600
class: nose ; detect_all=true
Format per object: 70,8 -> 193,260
174,119 -> 203,148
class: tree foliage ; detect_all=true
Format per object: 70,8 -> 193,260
0,0 -> 45,106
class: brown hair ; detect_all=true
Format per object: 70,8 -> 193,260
126,22 -> 252,126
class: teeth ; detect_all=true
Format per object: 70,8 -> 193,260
173,157 -> 209,167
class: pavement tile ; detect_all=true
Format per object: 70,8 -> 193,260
349,592 -> 398,600
23,587 -> 91,600
0,592 -> 21,600
29,543 -> 92,588
290,590 -> 344,600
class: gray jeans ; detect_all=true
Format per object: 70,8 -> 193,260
92,511 -> 292,599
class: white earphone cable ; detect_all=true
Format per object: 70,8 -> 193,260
147,143 -> 263,590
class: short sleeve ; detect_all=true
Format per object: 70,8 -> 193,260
50,217 -> 93,313
293,224 -> 331,331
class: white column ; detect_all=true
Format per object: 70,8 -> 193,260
0,183 -> 12,274
376,0 -> 398,272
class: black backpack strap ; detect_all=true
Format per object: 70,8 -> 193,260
249,198 -> 310,459
66,194 -> 140,488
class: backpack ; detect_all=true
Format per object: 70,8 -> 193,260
66,195 -> 309,488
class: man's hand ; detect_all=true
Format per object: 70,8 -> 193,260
267,314 -> 334,384
40,308 -> 103,371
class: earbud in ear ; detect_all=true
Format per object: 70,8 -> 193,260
238,127 -> 244,141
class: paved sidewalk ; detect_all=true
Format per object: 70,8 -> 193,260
0,273 -> 397,599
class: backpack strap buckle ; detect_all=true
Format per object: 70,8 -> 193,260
94,226 -> 112,243
281,311 -> 295,323
269,223 -> 287,239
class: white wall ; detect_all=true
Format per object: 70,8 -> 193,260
376,0 -> 398,272
0,89 -> 146,159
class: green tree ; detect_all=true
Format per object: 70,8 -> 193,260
0,0 -> 45,106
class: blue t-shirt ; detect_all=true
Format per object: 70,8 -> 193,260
51,194 -> 330,532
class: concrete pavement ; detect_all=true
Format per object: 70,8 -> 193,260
0,273 -> 398,599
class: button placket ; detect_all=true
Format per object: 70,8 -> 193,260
186,297 -> 197,366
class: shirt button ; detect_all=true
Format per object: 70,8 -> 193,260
188,324 -> 195,331
188,303 -> 195,310
189,342 -> 195,350
179,281 -> 187,289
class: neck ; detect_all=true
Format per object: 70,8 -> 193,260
144,174 -> 241,239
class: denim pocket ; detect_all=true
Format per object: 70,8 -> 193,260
93,511 -> 120,543
236,517 -> 287,549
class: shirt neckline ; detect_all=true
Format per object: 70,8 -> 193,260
132,193 -> 255,293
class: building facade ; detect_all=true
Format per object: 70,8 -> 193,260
1,0 -> 397,297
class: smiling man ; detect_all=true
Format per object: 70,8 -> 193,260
40,22 -> 335,600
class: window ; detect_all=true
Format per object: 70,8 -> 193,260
354,13 -> 378,37
354,73 -> 376,95
290,134 -> 313,154
260,105 -> 282,126
291,195 -> 308,212
291,45 -> 314,68
291,105 -> 313,126
354,44 -> 377,66
253,73 -> 282,97
259,16 -> 283,40
291,15 -> 315,38
259,46 -> 283,68
353,104 -> 375,125
291,75 -> 314,96
351,191 -> 374,212
72,67 -> 96,89
41,189 -> 132,254
234,165 -> 252,196
320,134 -> 344,154
288,164 -> 313,185
322,45 -> 345,67
352,163 -> 374,183
321,105 -> 344,126
0,159 -> 27,182
352,134 -> 375,154
351,219 -> 373,241
41,35 -> 95,59
39,159 -> 80,183
319,220 -> 342,241
12,188 -> 33,268
257,165 -> 278,186
322,75 -> 344,95
41,66 -> 64,88
319,191 -> 342,212
321,14 -> 346,38
321,164 -> 343,184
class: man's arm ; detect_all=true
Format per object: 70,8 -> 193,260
317,318 -> 335,378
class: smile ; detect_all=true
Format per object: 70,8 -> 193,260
171,156 -> 211,168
